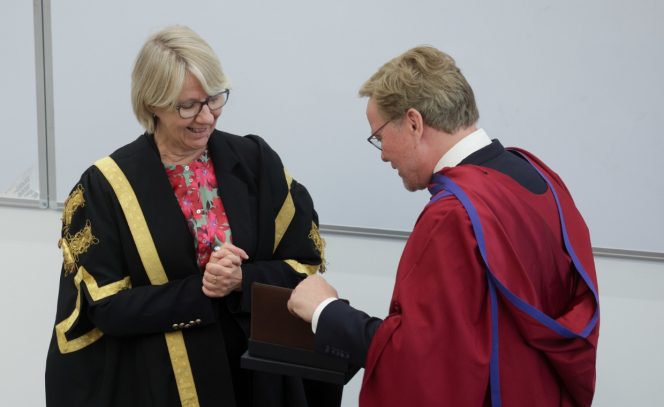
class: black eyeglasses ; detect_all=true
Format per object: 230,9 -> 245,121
367,120 -> 390,150
176,89 -> 230,119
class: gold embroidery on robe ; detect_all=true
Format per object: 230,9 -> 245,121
59,221 -> 99,276
308,222 -> 326,273
62,184 -> 86,227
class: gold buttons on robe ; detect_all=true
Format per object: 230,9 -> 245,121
172,319 -> 203,330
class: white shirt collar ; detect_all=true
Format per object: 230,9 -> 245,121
433,128 -> 492,173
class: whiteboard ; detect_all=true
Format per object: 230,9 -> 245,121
0,2 -> 40,202
50,0 -> 664,253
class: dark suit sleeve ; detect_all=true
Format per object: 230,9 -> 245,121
315,300 -> 383,367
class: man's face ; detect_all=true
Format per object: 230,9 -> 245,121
366,99 -> 428,191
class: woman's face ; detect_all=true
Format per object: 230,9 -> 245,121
154,73 -> 222,154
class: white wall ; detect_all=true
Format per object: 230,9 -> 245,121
42,0 -> 664,252
1,206 -> 662,406
0,206 -> 61,406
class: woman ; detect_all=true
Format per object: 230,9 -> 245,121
45,26 -> 337,407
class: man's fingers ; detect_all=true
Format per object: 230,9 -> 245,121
286,297 -> 297,316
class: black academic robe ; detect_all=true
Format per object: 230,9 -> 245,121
45,130 -> 340,407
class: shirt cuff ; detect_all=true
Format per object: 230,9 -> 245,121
311,297 -> 338,333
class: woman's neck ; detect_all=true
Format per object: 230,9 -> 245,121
154,133 -> 205,165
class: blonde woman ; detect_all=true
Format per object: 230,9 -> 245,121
46,26 -> 338,407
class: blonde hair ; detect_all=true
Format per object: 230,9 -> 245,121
359,46 -> 478,133
131,26 -> 230,133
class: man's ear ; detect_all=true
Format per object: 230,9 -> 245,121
405,108 -> 424,137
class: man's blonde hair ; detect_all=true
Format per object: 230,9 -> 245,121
131,26 -> 230,133
359,46 -> 478,133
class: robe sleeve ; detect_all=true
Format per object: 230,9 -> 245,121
54,167 -> 217,352
232,135 -> 325,313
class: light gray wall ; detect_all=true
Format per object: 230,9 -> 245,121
42,0 -> 664,253
2,206 -> 662,406
0,2 -> 40,200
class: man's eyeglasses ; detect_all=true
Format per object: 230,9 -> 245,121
176,89 -> 230,119
367,120 -> 390,150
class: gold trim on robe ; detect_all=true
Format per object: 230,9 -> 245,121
273,169 -> 295,253
56,266 -> 131,353
62,184 -> 86,227
95,156 -> 200,407
283,259 -> 319,276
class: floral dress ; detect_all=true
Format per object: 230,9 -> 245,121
164,150 -> 232,269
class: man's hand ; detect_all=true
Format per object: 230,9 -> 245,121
202,242 -> 249,298
287,274 -> 339,323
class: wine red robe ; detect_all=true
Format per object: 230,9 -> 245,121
360,149 -> 599,407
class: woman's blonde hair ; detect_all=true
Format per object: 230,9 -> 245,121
359,46 -> 478,133
131,25 -> 230,133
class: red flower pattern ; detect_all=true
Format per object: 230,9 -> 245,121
194,163 -> 217,189
165,151 -> 232,269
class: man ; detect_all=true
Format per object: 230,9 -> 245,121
287,46 -> 599,407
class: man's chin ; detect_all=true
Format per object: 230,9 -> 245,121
401,179 -> 419,192
401,177 -> 427,193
